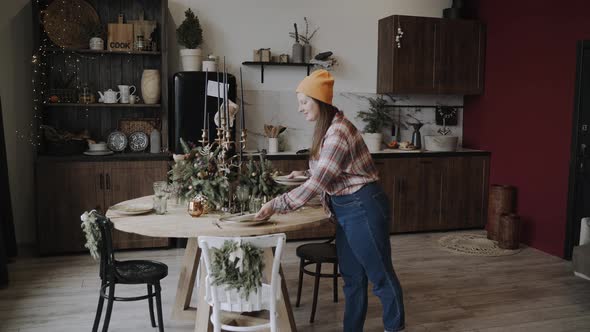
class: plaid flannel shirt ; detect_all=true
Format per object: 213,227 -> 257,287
272,111 -> 379,214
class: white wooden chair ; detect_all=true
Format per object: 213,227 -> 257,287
198,233 -> 286,332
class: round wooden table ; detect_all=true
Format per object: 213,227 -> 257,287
106,195 -> 329,332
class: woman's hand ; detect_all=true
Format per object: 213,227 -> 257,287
286,170 -> 306,179
255,200 -> 276,220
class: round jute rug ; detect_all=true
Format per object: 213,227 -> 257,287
438,234 -> 522,256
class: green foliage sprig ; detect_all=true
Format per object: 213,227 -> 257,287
176,8 -> 203,49
210,240 -> 265,298
356,95 -> 394,133
81,211 -> 101,260
240,153 -> 287,199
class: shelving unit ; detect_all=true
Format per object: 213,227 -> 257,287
43,103 -> 161,108
242,61 -> 313,83
33,0 -> 171,254
46,47 -> 161,55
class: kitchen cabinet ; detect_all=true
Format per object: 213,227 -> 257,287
377,15 -> 485,95
376,155 -> 489,233
36,160 -> 170,255
267,152 -> 490,237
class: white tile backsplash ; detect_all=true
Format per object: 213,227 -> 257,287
242,91 -> 463,151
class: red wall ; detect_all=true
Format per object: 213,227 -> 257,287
463,1 -> 590,257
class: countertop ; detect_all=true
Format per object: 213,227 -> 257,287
36,152 -> 172,162
264,148 -> 490,160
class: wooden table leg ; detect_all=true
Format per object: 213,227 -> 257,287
263,249 -> 297,332
172,238 -> 201,321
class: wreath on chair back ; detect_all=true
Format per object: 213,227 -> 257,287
210,240 -> 265,298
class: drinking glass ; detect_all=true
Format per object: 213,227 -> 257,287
236,185 -> 250,214
250,197 -> 263,213
153,181 -> 169,214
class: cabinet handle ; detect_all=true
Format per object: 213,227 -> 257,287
99,174 -> 104,190
106,174 -> 111,190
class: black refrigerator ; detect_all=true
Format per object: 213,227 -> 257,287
170,72 -> 237,153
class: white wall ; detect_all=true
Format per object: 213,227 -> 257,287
168,0 -> 452,92
0,0 -> 35,244
167,0 -> 460,151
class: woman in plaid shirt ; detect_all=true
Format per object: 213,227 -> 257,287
256,70 -> 405,332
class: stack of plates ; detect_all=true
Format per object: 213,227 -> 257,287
274,175 -> 309,186
109,203 -> 153,215
218,213 -> 269,227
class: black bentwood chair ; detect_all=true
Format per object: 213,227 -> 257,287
295,237 -> 340,323
91,213 -> 168,332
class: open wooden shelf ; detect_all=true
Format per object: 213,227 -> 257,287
43,103 -> 161,108
46,47 -> 161,55
242,61 -> 313,83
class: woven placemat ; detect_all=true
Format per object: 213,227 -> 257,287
438,233 -> 522,257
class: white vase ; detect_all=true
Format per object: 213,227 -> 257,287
268,138 -> 279,153
180,48 -> 202,71
141,69 -> 160,104
423,135 -> 458,151
362,133 -> 383,152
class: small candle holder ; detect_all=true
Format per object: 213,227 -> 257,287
187,194 -> 209,218
199,129 -> 209,146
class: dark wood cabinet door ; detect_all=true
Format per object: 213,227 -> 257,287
395,158 -> 445,232
436,20 -> 485,94
392,15 -> 438,94
104,161 -> 170,249
375,159 -> 406,233
36,162 -> 104,255
442,156 -> 489,229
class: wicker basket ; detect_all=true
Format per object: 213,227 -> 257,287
118,118 -> 161,136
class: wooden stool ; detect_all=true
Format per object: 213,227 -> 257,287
295,239 -> 340,323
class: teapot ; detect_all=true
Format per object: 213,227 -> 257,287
98,89 -> 120,104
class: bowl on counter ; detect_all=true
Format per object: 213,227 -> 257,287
423,135 -> 458,152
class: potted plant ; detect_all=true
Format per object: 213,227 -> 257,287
356,95 -> 393,152
177,8 -> 203,71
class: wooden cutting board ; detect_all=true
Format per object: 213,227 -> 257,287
107,14 -> 133,51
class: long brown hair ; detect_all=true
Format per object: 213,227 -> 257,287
310,98 -> 339,159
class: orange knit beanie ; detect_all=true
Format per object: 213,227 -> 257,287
296,69 -> 334,105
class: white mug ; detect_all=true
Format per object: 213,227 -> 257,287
118,85 -> 136,104
129,95 -> 140,105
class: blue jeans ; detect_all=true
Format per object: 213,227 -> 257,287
330,182 -> 405,332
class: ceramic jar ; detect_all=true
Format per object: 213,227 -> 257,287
141,69 -> 160,104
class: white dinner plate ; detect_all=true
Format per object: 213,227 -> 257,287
109,203 -> 153,215
274,180 -> 305,187
274,175 -> 309,182
84,150 -> 114,156
219,213 -> 270,227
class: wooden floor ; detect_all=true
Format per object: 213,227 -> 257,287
1,230 -> 589,332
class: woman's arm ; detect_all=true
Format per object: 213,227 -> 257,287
270,127 -> 349,213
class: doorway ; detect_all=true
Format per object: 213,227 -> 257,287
565,41 -> 590,259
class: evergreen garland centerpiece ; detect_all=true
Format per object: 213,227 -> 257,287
210,240 -> 265,298
169,139 -> 287,213
169,138 -> 235,210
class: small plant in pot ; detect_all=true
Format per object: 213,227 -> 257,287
177,8 -> 203,71
356,95 -> 394,152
